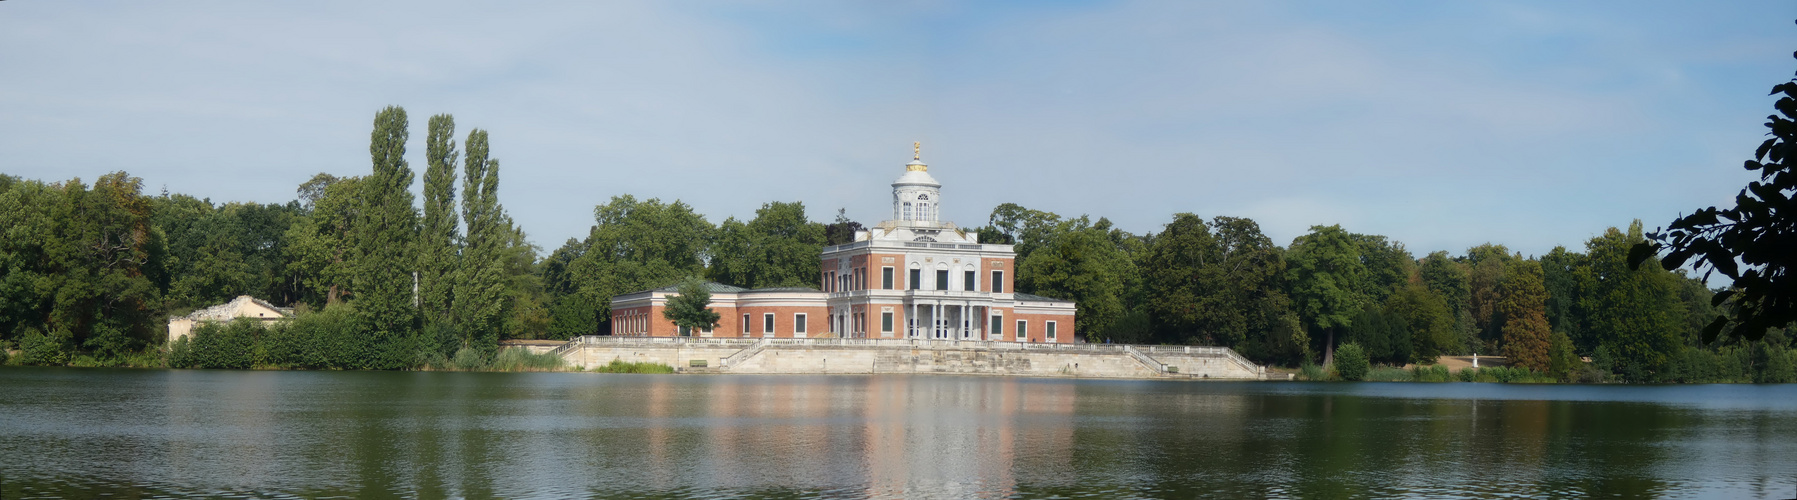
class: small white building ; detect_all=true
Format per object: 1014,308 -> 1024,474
167,295 -> 293,344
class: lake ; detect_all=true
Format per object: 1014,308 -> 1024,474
1,367 -> 1794,499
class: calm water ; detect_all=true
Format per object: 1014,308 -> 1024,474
1,368 -> 1794,499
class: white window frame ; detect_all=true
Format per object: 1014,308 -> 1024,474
881,311 -> 893,334
742,313 -> 750,335
763,313 -> 775,337
882,267 -> 894,290
795,313 -> 808,335
1017,320 -> 1028,342
1046,321 -> 1057,341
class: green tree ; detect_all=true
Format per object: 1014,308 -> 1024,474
284,175 -> 361,308
1286,225 -> 1367,365
823,208 -> 864,246
1464,244 -> 1514,352
707,201 -> 826,289
352,106 -> 420,368
987,203 -> 1063,263
1017,216 -> 1135,340
1587,222 -> 1686,381
457,128 -> 509,355
1500,260 -> 1552,372
1384,281 -> 1458,363
1345,307 -> 1408,365
569,195 -> 714,331
1540,246 -> 1591,352
662,277 -> 721,335
1138,214 -> 1294,356
419,113 -> 460,325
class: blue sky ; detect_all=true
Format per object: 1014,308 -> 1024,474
3,1 -> 1794,261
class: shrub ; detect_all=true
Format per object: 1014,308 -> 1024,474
1457,366 -> 1477,382
1299,362 -> 1329,381
591,359 -> 675,374
1410,364 -> 1452,382
1334,342 -> 1370,381
490,348 -> 565,372
16,328 -> 73,366
184,319 -> 260,370
0,339 -> 11,365
1365,366 -> 1413,382
451,347 -> 487,371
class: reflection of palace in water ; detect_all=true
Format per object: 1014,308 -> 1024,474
623,376 -> 1077,497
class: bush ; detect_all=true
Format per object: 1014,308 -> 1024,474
16,328 -> 73,366
1299,362 -> 1330,381
1410,364 -> 1452,382
1365,366 -> 1413,382
590,359 -> 675,374
451,347 -> 486,371
0,339 -> 11,365
182,319 -> 261,369
490,348 -> 565,372
1334,342 -> 1370,381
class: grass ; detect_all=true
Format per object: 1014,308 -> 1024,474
1364,366 -> 1413,382
486,348 -> 567,372
1288,362 -> 1560,384
589,359 -> 676,374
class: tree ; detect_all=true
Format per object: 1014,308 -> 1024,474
1345,307 -> 1408,365
1286,225 -> 1367,365
662,276 -> 721,335
987,203 -> 1062,263
1634,48 -> 1797,344
1540,246 -> 1591,352
1589,222 -> 1687,381
419,113 -> 459,325
569,195 -> 714,331
1017,216 -> 1135,340
1383,281 -> 1457,363
1464,244 -> 1513,352
1138,214 -> 1294,357
284,175 -> 361,309
457,128 -> 509,355
823,208 -> 864,246
708,201 -> 826,289
1500,260 -> 1552,372
352,106 -> 420,368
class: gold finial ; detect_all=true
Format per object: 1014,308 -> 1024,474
913,141 -> 921,160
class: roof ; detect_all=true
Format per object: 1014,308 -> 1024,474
744,286 -> 822,293
646,281 -> 746,294
175,295 -> 293,321
1013,292 -> 1071,303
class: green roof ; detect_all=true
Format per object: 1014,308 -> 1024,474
1013,292 -> 1070,303
648,281 -> 746,293
745,286 -> 822,293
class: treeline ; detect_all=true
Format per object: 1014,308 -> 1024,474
1,107 -> 1791,380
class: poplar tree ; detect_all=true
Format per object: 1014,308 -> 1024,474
420,114 -> 459,325
457,128 -> 507,355
354,106 -> 420,367
1500,260 -> 1552,372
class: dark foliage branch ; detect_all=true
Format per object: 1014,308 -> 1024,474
1633,48 -> 1797,343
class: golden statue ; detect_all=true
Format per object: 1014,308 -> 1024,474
913,141 -> 921,160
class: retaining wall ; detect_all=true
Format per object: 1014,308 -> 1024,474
558,338 -> 1265,380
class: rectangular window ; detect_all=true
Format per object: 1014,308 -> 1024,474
881,312 -> 893,333
903,202 -> 913,220
964,271 -> 976,291
1046,321 -> 1057,340
763,313 -> 775,334
679,325 -> 691,337
992,271 -> 1004,293
882,267 -> 894,290
743,314 -> 750,334
795,314 -> 807,334
909,269 -> 921,290
1017,320 -> 1028,341
991,315 -> 1003,336
859,269 -> 866,290
936,270 -> 949,291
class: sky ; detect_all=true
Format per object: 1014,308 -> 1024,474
4,1 -> 1795,261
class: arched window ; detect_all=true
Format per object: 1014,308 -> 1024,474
903,202 -> 913,220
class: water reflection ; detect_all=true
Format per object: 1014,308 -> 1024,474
1,368 -> 1795,499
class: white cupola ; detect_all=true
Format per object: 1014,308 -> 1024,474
892,142 -> 942,224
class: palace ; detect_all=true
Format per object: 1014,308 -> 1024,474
609,146 -> 1077,343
